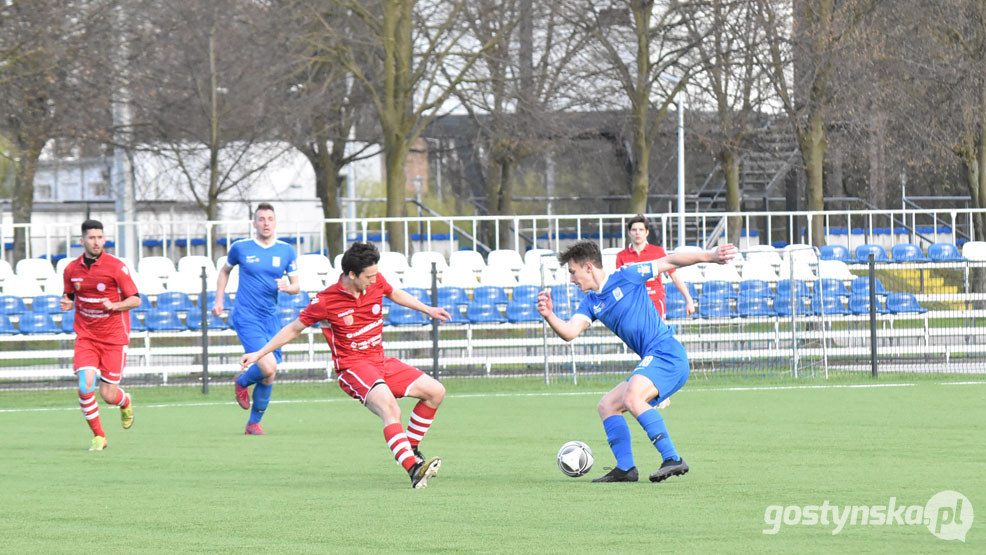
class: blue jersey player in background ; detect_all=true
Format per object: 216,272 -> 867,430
213,203 -> 299,435
538,240 -> 736,482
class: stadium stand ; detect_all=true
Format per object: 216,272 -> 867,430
138,256 -> 177,282
388,304 -> 429,326
60,310 -> 75,333
776,279 -> 811,299
817,260 -> 856,281
436,286 -> 470,307
890,243 -> 929,262
15,258 -> 56,281
886,292 -> 927,314
31,295 -> 62,314
466,302 -> 506,324
737,296 -> 774,317
0,314 -> 17,334
927,242 -> 965,262
961,241 -> 986,261
738,279 -> 772,299
441,304 -> 468,324
854,244 -> 891,263
511,285 -> 540,304
402,266 -> 437,289
410,251 -> 449,272
144,309 -> 186,331
1,275 -> 44,297
473,285 -> 509,306
18,313 -> 59,334
849,295 -> 888,314
479,265 -> 518,288
486,249 -> 524,273
441,265 -> 480,289
850,277 -> 889,297
699,296 -> 734,318
155,292 -> 195,312
702,261 -> 742,283
186,312 -> 228,331
176,255 -> 215,275
701,280 -> 735,299
505,301 -> 540,323
774,296 -> 809,316
378,251 -> 411,274
448,250 -> 486,274
819,244 -> 852,262
813,295 -> 850,316
0,295 -> 27,315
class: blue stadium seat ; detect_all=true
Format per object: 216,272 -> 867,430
0,295 -> 27,315
403,287 -> 432,304
886,292 -> 927,314
849,295 -> 888,314
143,309 -> 186,331
738,279 -> 772,299
155,292 -> 194,312
550,284 -> 583,305
130,311 -> 146,332
466,302 -> 506,324
773,296 -> 809,316
441,304 -> 468,324
819,244 -> 852,263
665,294 -> 689,319
737,296 -> 775,317
388,304 -> 429,326
205,291 -> 233,311
701,280 -> 736,299
552,301 -> 573,320
776,279 -> 810,298
511,285 -> 541,304
854,244 -> 891,263
890,243 -> 928,262
31,295 -> 63,314
505,301 -> 540,323
699,296 -> 735,318
60,311 -> 76,333
0,315 -> 17,334
437,287 -> 470,307
815,278 -> 850,298
475,285 -> 509,305
186,311 -> 229,331
665,282 -> 699,299
927,243 -> 966,262
813,295 -> 850,315
133,294 -> 154,313
850,277 -> 889,297
17,313 -> 60,334
277,291 -> 311,310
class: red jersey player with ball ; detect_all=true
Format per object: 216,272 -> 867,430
240,242 -> 451,488
61,220 -> 141,451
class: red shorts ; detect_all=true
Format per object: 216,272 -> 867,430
74,338 -> 128,384
336,357 -> 425,404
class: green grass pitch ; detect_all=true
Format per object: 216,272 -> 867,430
1,378 -> 983,553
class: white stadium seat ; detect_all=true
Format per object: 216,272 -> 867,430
701,262 -> 742,283
0,259 -> 13,281
378,251 -> 410,274
55,257 -> 73,275
2,275 -> 44,297
777,261 -> 817,281
297,271 -> 325,293
297,253 -> 333,276
745,245 -> 783,267
42,274 -> 64,295
410,251 -> 448,272
166,272 -> 214,295
215,255 -> 228,270
138,256 -> 177,282
486,249 -> 524,273
479,265 -> 518,288
132,271 -> 167,296
961,241 -> 986,261
441,265 -> 480,289
15,258 -> 56,280
817,260 -> 856,281
177,255 -> 215,275
448,250 -> 486,274
671,264 -> 704,284
523,249 -> 559,270
741,262 -> 779,282
402,266 -> 437,289
516,265 -> 552,286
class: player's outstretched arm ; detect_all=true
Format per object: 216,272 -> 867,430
537,291 -> 590,342
654,244 -> 738,275
388,288 -> 451,322
240,318 -> 307,369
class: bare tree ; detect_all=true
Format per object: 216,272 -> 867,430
757,0 -> 874,245
448,0 -> 591,247
278,1 -> 378,258
568,0 -> 696,214
129,1 -> 290,220
311,0 -> 500,251
0,0 -> 115,260
686,0 -> 769,245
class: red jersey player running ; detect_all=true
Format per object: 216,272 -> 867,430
615,215 -> 695,410
60,219 -> 141,451
240,242 -> 451,488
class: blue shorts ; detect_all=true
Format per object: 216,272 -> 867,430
233,311 -> 283,364
629,336 -> 689,406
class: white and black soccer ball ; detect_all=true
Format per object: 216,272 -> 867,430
557,440 -> 594,477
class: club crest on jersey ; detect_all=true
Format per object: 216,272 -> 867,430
613,287 -> 624,301
343,315 -> 354,325
371,304 -> 381,315
272,256 -> 280,266
73,282 -> 81,291
96,283 -> 106,292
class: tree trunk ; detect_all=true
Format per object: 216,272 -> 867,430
799,109 -> 827,247
11,136 -> 44,262
630,109 -> 650,214
723,149 -> 741,247
384,138 -> 409,253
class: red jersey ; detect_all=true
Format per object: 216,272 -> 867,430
615,244 -> 674,307
62,253 -> 139,345
299,273 -> 394,370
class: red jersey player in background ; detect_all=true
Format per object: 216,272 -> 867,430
60,220 -> 141,451
240,242 -> 451,488
615,215 -> 695,410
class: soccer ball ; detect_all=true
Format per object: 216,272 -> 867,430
557,441 -> 594,477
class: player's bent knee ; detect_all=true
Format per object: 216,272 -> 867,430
76,367 -> 100,395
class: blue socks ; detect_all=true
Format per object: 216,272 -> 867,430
603,415 -> 635,470
636,408 -> 680,462
249,382 -> 272,424
237,364 -> 264,388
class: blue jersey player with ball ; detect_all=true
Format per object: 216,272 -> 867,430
538,240 -> 736,482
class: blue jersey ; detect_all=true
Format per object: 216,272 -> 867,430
573,261 -> 674,357
226,238 -> 298,321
